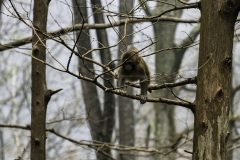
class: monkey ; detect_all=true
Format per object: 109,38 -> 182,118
117,45 -> 150,104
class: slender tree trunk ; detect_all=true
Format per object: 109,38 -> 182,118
73,0 -> 115,159
0,3 -> 4,160
72,0 -> 102,142
153,22 -> 176,159
0,131 -> 4,160
0,2 -> 4,160
0,0 -> 2,19
193,1 -> 240,159
91,0 -> 115,147
141,1 -> 199,159
72,0 -> 106,159
152,1 -> 182,159
31,0 -> 49,159
118,1 -> 134,160
91,0 -> 115,159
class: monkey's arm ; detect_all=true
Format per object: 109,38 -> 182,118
139,78 -> 148,104
134,62 -> 150,104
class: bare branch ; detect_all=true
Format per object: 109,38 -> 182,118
127,77 -> 196,91
178,0 -> 199,5
0,123 -> 167,155
110,89 -> 195,110
0,16 -> 199,52
49,89 -> 63,96
231,85 -> 240,97
139,0 -> 152,16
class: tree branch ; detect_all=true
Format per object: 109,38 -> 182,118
0,16 -> 199,52
0,123 -> 171,155
127,77 -> 196,92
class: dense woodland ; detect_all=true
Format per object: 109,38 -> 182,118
0,0 -> 240,160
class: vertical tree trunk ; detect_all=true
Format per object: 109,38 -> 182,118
91,0 -> 115,159
73,0 -> 102,142
193,1 -> 239,159
31,0 -> 49,159
141,1 -> 199,159
0,3 -> 4,160
0,131 -> 4,160
91,0 -> 115,147
152,1 -> 182,159
118,1 -> 134,160
72,0 -> 107,159
73,0 -> 115,159
0,0 -> 2,18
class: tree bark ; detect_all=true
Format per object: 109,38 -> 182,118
0,0 -> 2,20
72,0 -> 103,158
73,0 -> 102,141
91,0 -> 115,159
73,0 -> 115,159
193,1 -> 240,159
141,1 -> 200,159
0,2 -> 4,160
150,1 -> 182,159
31,0 -> 49,159
118,0 -> 135,160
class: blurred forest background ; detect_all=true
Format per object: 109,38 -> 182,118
0,0 -> 240,159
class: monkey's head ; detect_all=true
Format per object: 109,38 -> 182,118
121,50 -> 140,73
124,61 -> 134,72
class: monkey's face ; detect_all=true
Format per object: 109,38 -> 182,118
124,61 -> 134,72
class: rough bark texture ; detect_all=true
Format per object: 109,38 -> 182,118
193,1 -> 240,159
118,1 -> 135,160
31,0 -> 49,159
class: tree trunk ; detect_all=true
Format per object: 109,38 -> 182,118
0,2 -> 4,160
90,0 -> 115,159
0,0 -> 2,19
31,0 -> 49,159
153,22 -> 176,159
73,0 -> 115,159
151,1 -> 182,159
72,0 -> 103,158
141,1 -> 200,159
91,0 -> 115,156
193,1 -> 240,159
118,1 -> 135,160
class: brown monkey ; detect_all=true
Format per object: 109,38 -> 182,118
117,45 -> 150,104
